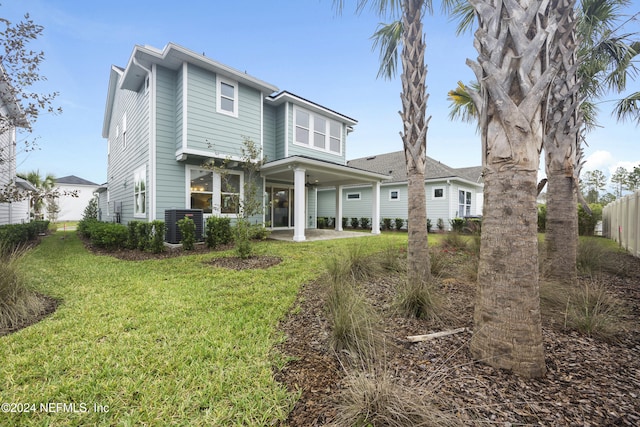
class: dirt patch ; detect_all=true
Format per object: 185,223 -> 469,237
207,256 -> 282,270
274,249 -> 640,426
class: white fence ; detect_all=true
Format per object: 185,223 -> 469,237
602,190 -> 640,258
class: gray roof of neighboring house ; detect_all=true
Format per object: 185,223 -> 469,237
347,151 -> 482,185
56,175 -> 98,186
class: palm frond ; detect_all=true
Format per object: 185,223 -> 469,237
447,81 -> 479,124
449,0 -> 476,36
371,20 -> 403,80
612,91 -> 640,125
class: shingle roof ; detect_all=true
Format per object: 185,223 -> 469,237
347,151 -> 481,184
56,175 -> 98,186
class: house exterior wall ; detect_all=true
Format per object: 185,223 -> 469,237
104,69 -> 150,224
317,180 -> 481,230
56,184 -> 99,221
263,104 -> 277,162
0,127 -> 30,224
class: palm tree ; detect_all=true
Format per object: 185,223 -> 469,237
18,170 -> 56,220
465,0 -> 559,378
335,0 -> 435,287
449,0 -> 639,285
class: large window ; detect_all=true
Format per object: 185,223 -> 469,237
189,168 -> 243,216
133,166 -> 146,217
458,190 -> 472,217
217,77 -> 238,117
294,107 -> 342,155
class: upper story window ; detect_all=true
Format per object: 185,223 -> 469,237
294,107 -> 342,155
389,189 -> 400,201
433,188 -> 444,199
217,77 -> 238,117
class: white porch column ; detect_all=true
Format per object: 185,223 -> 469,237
371,181 -> 381,235
335,185 -> 343,231
293,167 -> 306,241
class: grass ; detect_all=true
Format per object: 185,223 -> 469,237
1,231 -> 404,426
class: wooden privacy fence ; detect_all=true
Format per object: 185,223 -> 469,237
602,190 -> 640,258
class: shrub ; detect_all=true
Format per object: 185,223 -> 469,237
465,217 -> 482,234
177,217 -> 196,250
126,221 -> 141,250
82,197 -> 98,221
234,219 -> 252,259
427,218 -> 432,232
350,217 -> 360,229
136,222 -> 152,251
77,218 -> 99,239
149,220 -> 166,253
342,217 -> 348,229
578,203 -> 602,236
437,218 -> 445,232
317,217 -> 327,229
382,218 -> 393,231
450,218 -> 465,233
360,217 -> 370,229
89,222 -> 128,250
0,244 -> 45,330
205,216 -> 233,249
394,218 -> 404,231
249,223 -> 270,240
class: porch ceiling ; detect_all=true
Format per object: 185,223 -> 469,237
260,156 -> 390,187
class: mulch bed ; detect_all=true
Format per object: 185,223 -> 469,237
274,250 -> 640,426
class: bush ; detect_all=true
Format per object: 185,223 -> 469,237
317,217 -> 327,229
149,220 -> 166,253
177,217 -> 196,250
126,221 -> 141,250
234,219 -> 252,259
427,218 -> 432,233
77,218 -> 99,239
437,218 -> 445,232
360,217 -> 370,229
205,216 -> 233,249
578,203 -> 602,236
394,218 -> 404,231
136,222 -> 152,251
249,223 -> 270,240
342,217 -> 348,229
89,222 -> 128,250
382,218 -> 393,231
450,218 -> 465,233
350,217 -> 360,229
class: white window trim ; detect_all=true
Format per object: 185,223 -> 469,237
389,189 -> 400,201
293,106 -> 342,155
458,189 -> 472,217
133,165 -> 147,218
433,187 -> 445,199
187,167 -> 244,217
346,192 -> 361,201
216,76 -> 238,118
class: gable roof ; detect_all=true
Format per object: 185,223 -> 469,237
266,91 -> 357,126
56,175 -> 98,186
347,151 -> 482,186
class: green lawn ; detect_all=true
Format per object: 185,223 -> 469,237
1,231 -> 407,426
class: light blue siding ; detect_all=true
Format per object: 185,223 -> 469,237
186,65 -> 262,158
105,70 -> 150,225
263,104 -> 277,161
155,66 -> 186,216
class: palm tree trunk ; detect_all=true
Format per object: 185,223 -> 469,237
544,167 -> 578,284
400,0 -> 431,285
473,165 -> 545,377
467,0 -> 557,378
543,0 -> 580,286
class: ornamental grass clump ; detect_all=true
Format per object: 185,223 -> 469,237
0,243 -> 44,330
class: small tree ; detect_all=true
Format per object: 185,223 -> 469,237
82,197 -> 98,221
203,138 -> 266,259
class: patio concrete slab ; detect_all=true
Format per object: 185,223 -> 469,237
268,229 -> 373,241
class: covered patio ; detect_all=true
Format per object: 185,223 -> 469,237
260,156 -> 390,242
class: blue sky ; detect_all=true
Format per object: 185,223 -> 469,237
4,0 -> 639,191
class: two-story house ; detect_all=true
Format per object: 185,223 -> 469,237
100,43 -> 388,241
0,64 -> 33,225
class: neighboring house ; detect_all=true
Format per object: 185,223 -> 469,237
317,151 -> 483,230
54,175 -> 100,222
0,64 -> 32,225
100,43 -> 388,241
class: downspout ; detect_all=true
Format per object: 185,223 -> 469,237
133,57 -> 156,221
